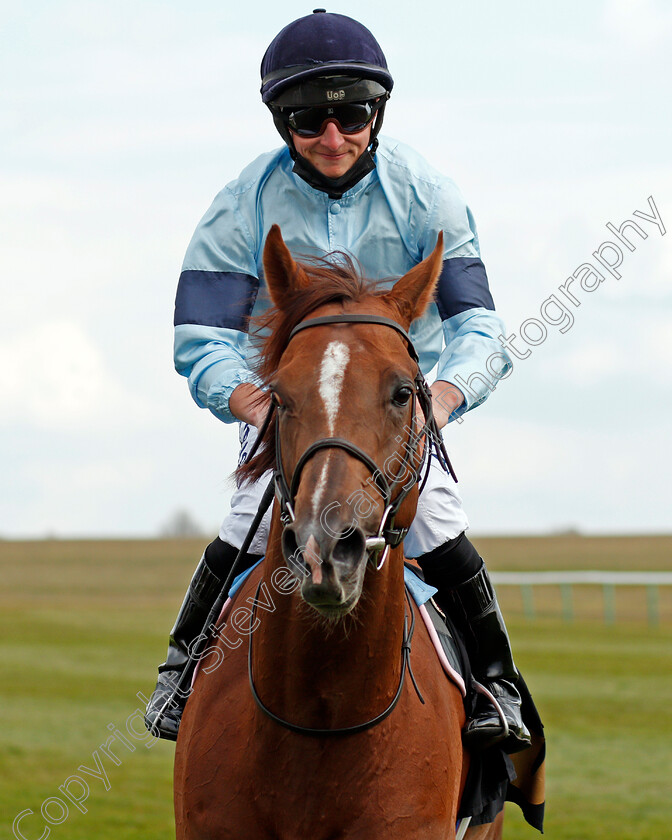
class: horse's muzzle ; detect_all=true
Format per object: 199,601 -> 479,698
281,525 -> 367,616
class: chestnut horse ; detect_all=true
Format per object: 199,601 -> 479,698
173,226 -> 502,840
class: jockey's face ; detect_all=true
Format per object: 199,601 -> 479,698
292,121 -> 372,180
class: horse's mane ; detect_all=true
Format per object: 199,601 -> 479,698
237,252 -> 383,484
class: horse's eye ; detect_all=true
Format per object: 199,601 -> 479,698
392,386 -> 413,407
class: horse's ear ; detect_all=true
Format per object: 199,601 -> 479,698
383,232 -> 444,326
263,224 -> 311,309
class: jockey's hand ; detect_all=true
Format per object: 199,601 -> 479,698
414,380 -> 464,431
229,383 -> 271,431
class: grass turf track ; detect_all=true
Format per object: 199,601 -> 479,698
1,537 -> 671,839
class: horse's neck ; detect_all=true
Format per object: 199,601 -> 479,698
253,545 -> 406,730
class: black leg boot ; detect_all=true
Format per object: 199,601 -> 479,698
417,535 -> 531,754
445,563 -> 531,753
144,539 -> 261,741
144,555 -> 223,740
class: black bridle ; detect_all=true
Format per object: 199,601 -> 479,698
270,314 -> 456,569
247,312 -> 457,737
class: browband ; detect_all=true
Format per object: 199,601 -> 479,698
288,314 -> 419,362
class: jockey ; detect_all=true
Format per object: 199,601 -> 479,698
145,9 -> 531,754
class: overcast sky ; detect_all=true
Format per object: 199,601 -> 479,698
2,0 -> 671,538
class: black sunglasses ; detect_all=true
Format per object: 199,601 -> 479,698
281,99 -> 384,138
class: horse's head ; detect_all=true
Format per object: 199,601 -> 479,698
245,225 -> 443,618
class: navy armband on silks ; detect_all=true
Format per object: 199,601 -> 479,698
434,258 -> 495,319
174,270 -> 259,331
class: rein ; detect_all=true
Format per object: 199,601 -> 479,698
153,316 -> 455,738
246,312 -> 454,737
248,581 -> 425,737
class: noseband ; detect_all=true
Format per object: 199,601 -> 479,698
270,313 -> 456,569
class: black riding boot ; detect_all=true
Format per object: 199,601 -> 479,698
144,555 -> 223,740
445,564 -> 531,753
418,537 -> 531,754
144,539 -> 261,741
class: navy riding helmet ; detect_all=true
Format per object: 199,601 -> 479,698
260,9 -> 393,103
260,9 -> 394,198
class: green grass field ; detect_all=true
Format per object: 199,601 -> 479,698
1,537 -> 671,839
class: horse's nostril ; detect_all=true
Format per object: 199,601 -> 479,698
332,527 -> 366,565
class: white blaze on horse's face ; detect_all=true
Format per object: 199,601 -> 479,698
313,340 -> 350,514
318,341 -> 349,433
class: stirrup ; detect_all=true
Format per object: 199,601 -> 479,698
464,679 -> 531,753
145,672 -> 186,741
